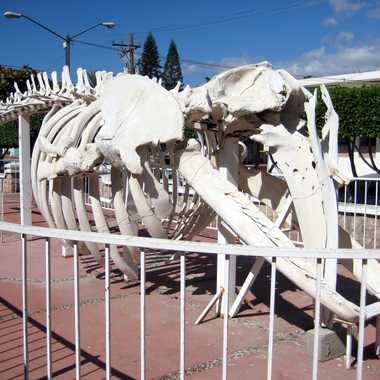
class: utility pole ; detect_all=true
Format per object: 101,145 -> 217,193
113,33 -> 140,74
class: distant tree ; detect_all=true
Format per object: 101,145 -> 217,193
87,71 -> 98,88
0,65 -> 36,99
0,122 -> 17,158
162,40 -> 183,90
0,65 -> 42,158
138,33 -> 161,79
315,85 -> 380,176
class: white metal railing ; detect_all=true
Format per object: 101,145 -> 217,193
84,173 -> 114,210
0,159 -> 20,242
1,221 -> 380,380
340,177 -> 380,248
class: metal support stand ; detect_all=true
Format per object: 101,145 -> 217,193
229,194 -> 293,317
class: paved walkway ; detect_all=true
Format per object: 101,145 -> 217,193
0,194 -> 379,379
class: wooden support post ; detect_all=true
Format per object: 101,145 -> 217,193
18,115 -> 32,225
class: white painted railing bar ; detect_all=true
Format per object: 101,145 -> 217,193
356,259 -> 368,380
353,181 -> 358,240
375,182 -> 379,249
312,258 -> 323,380
140,250 -> 146,380
222,254 -> 230,380
346,325 -> 353,369
351,177 -> 380,182
73,242 -> 81,380
180,254 -> 186,380
376,317 -> 380,356
105,244 -> 111,380
343,185 -> 348,230
21,233 -> 29,380
3,222 -> 380,379
267,257 -> 277,380
2,221 -> 380,259
363,181 -> 368,247
45,237 -> 52,379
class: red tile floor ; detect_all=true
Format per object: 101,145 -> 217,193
0,194 -> 379,379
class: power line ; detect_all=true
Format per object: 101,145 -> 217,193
74,39 -> 235,70
134,0 -> 325,35
179,58 -> 233,70
74,39 -> 120,52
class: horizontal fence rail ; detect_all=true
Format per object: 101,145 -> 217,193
1,221 -> 380,259
1,220 -> 380,380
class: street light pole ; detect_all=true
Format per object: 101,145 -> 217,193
4,11 -> 115,71
64,36 -> 71,70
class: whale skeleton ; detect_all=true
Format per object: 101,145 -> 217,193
2,62 -> 380,329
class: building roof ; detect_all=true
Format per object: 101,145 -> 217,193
299,70 -> 380,87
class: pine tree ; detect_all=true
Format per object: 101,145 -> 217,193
138,33 -> 161,79
162,40 -> 183,90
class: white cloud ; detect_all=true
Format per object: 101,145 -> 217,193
283,39 -> 380,77
336,31 -> 354,43
323,17 -> 338,27
329,0 -> 366,13
182,63 -> 203,75
303,47 -> 326,60
368,1 -> 380,18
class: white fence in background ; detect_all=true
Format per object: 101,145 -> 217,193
84,173 -> 114,210
0,159 -> 20,242
339,177 -> 380,248
0,221 -> 379,380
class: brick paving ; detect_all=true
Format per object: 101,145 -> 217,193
0,194 -> 379,379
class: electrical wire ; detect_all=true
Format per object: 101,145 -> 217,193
135,0 -> 326,34
73,39 -> 120,52
74,39 -> 235,69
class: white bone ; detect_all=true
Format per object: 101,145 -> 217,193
26,80 -> 32,95
62,65 -> 73,91
82,69 -> 91,93
30,74 -> 38,93
43,72 -> 52,95
37,73 -> 46,94
76,68 -> 85,93
51,71 -> 60,93
14,82 -> 22,94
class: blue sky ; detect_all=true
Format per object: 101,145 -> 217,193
1,0 -> 380,85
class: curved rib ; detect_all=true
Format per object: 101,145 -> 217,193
89,173 -> 138,279
111,166 -> 139,280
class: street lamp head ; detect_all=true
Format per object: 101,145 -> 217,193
4,11 -> 22,19
101,21 -> 116,29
